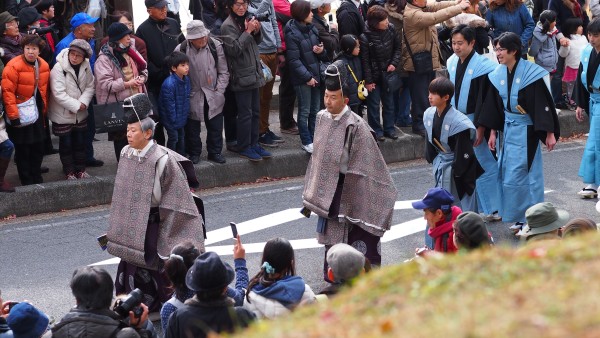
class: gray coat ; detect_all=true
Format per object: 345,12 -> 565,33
45,308 -> 147,338
529,23 -> 559,73
175,38 -> 229,121
220,16 -> 266,91
248,0 -> 282,54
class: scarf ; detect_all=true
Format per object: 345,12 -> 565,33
231,12 -> 248,32
111,43 -> 147,71
564,0 -> 583,19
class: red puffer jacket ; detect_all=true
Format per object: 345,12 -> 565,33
1,55 -> 50,124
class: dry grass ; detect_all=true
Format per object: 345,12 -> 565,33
229,235 -> 600,338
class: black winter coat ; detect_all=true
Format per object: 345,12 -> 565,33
164,297 -> 255,338
336,0 -> 366,37
284,20 -> 329,86
334,54 -> 363,108
311,13 -> 340,61
359,24 -> 402,84
135,17 -> 185,92
190,0 -> 218,29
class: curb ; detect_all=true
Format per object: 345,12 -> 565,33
0,111 -> 588,218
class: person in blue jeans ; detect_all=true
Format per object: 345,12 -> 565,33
284,0 -> 329,154
159,51 -> 191,156
359,5 -> 402,141
394,76 -> 412,127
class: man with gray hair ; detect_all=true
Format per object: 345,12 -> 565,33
176,20 -> 229,164
106,93 -> 205,313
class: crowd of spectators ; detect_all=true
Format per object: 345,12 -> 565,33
0,0 -> 593,191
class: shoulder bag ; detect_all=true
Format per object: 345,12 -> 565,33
7,60 -> 40,127
403,32 -> 434,74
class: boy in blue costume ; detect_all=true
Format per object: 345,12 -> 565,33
423,77 -> 482,248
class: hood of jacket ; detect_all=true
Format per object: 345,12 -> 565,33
251,275 -> 306,308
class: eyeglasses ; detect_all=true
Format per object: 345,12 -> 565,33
493,47 -> 507,53
68,50 -> 84,59
5,21 -> 19,28
233,2 -> 248,8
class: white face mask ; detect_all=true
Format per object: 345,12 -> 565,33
118,42 -> 127,49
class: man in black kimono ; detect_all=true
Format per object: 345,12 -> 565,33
447,24 -> 501,221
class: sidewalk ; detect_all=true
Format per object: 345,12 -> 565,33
0,103 -> 589,218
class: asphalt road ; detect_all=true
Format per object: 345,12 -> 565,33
0,139 -> 595,326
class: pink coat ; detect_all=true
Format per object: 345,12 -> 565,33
94,44 -> 147,104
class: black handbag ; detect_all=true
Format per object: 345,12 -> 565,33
93,85 -> 126,134
403,32 -> 434,74
384,71 -> 401,92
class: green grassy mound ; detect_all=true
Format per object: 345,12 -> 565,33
233,235 -> 600,337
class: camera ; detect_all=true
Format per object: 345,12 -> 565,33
28,24 -> 57,36
113,288 -> 143,319
250,12 -> 270,22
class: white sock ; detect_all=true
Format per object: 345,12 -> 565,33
585,183 -> 595,190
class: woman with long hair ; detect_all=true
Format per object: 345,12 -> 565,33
243,238 -> 316,319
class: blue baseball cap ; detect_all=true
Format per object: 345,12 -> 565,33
412,187 -> 454,211
70,12 -> 99,30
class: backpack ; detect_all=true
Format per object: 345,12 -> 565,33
179,38 -> 220,68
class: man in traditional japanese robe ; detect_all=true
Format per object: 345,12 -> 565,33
481,32 -> 560,231
106,93 -> 205,312
302,64 -> 397,282
447,24 -> 501,222
423,77 -> 482,248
